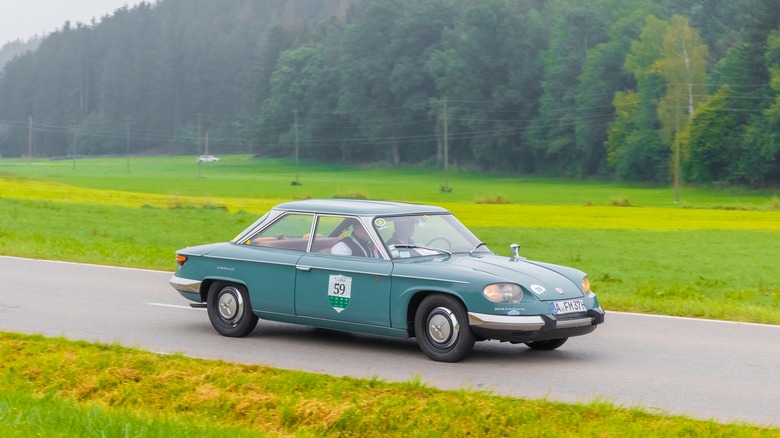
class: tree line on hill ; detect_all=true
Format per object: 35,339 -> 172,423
0,0 -> 779,185
0,38 -> 41,69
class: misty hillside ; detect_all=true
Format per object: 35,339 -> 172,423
1,0 -> 779,185
0,38 -> 42,69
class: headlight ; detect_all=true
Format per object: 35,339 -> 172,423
582,276 -> 592,295
483,283 -> 523,302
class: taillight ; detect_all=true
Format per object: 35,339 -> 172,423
176,254 -> 187,266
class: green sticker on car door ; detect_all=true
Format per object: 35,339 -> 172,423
328,274 -> 352,313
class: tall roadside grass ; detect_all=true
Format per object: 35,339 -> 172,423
1,332 -> 774,437
0,391 -> 262,438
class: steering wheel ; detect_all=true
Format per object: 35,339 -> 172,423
425,237 -> 452,250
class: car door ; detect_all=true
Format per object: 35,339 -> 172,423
294,215 -> 393,327
238,212 -> 314,315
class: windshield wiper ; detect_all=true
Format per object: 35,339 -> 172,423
392,243 -> 452,256
469,242 -> 487,255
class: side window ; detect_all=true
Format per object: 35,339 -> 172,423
244,213 -> 314,251
312,216 -> 378,258
310,216 -> 352,254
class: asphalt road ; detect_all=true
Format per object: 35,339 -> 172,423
1,256 -> 778,427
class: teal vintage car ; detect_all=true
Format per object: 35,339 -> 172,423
170,199 -> 604,362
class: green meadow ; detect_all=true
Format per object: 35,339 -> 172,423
1,155 -> 779,324
1,155 -> 779,435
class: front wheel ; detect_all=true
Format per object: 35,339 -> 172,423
207,282 -> 258,337
414,294 -> 475,362
525,338 -> 568,350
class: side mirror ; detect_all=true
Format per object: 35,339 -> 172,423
510,243 -> 520,257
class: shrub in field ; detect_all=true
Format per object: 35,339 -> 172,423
333,192 -> 368,199
608,196 -> 632,207
476,195 -> 510,204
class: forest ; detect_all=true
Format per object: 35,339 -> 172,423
1,0 -> 780,185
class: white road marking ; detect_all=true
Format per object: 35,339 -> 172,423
612,311 -> 780,329
0,255 -> 172,274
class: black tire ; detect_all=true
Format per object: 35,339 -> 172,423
525,338 -> 568,351
207,282 -> 258,337
414,294 -> 475,362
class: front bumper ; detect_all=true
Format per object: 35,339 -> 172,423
468,307 -> 605,343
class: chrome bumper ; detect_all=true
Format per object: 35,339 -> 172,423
468,307 -> 604,332
468,313 -> 546,331
169,275 -> 202,294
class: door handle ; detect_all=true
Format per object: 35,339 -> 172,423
296,266 -> 311,272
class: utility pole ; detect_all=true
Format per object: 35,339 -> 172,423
674,91 -> 681,204
442,97 -> 450,193
72,124 -> 77,170
28,116 -> 32,164
126,119 -> 131,173
293,109 -> 300,185
197,113 -> 202,179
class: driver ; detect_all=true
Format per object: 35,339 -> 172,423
385,217 -> 440,258
386,218 -> 416,246
331,220 -> 379,258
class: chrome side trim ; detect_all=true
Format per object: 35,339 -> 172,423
203,255 -> 296,267
304,265 -> 391,277
169,275 -> 202,294
468,312 -> 545,331
392,274 -> 469,284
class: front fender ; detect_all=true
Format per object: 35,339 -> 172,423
391,279 -> 472,333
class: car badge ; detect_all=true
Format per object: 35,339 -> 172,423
530,284 -> 546,294
556,287 -> 565,294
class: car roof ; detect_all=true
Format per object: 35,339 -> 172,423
273,199 -> 449,216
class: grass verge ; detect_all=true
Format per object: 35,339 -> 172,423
1,332 -> 775,436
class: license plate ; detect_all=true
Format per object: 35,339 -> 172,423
549,299 -> 586,315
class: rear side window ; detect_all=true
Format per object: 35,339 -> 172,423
243,213 -> 314,251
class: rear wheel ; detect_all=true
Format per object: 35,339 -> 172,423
525,338 -> 568,350
414,294 -> 475,362
207,282 -> 258,337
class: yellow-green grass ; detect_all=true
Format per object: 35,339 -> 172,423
0,392 -> 261,438
2,156 -> 779,208
1,332 -> 775,436
4,176 -> 780,231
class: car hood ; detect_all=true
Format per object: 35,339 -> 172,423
393,253 -> 585,301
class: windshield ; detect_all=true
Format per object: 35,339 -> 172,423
373,214 -> 491,259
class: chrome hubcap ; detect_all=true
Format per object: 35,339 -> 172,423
217,287 -> 243,323
427,307 -> 459,348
